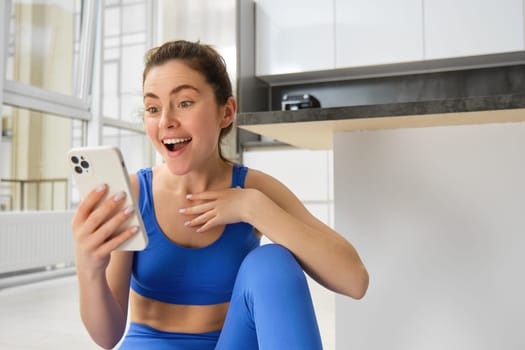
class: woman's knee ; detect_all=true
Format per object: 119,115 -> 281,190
236,244 -> 305,288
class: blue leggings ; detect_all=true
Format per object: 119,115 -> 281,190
119,244 -> 323,349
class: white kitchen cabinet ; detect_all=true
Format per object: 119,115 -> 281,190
424,0 -> 524,59
255,0 -> 335,76
335,0 -> 424,68
255,0 -> 525,80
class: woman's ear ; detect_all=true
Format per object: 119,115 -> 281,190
220,96 -> 237,128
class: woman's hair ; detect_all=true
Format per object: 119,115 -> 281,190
143,40 -> 234,159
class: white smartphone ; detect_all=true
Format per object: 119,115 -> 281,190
67,146 -> 148,251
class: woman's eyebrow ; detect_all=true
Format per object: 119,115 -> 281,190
143,92 -> 159,100
171,84 -> 200,95
143,84 -> 200,100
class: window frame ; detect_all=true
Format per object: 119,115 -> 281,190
1,0 -> 98,121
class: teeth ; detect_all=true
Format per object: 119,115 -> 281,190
163,137 -> 191,145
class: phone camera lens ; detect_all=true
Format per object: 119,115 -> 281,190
71,156 -> 79,164
74,166 -> 83,174
80,160 -> 90,169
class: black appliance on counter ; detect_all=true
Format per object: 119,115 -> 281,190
281,94 -> 321,111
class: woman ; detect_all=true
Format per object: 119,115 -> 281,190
72,40 -> 369,350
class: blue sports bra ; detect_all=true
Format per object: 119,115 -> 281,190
130,164 -> 260,305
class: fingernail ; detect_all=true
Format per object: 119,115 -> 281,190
113,191 -> 126,201
130,226 -> 139,234
178,208 -> 186,213
96,184 -> 106,192
123,206 -> 134,215
184,221 -> 191,226
186,194 -> 192,199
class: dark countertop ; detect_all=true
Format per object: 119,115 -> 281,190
237,93 -> 525,150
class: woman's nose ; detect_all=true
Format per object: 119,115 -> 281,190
159,109 -> 179,129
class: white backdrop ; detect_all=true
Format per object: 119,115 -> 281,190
334,122 -> 525,350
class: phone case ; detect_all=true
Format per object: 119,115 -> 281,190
67,146 -> 148,251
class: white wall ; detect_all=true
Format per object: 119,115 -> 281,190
334,122 -> 525,350
243,146 -> 336,350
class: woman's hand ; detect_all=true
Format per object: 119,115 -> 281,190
71,184 -> 138,273
179,187 -> 262,232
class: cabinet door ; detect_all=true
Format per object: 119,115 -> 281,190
255,0 -> 335,76
335,0 -> 424,68
424,0 -> 524,59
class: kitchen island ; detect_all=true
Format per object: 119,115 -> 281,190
237,93 -> 525,149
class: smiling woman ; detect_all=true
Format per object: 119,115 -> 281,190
142,58 -> 235,174
71,40 -> 369,350
142,42 -> 235,164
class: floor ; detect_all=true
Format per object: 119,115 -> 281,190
0,274 -> 96,349
0,273 -> 335,350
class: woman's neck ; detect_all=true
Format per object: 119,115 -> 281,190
155,159 -> 232,195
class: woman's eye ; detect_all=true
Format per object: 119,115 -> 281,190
145,106 -> 159,114
178,100 -> 193,109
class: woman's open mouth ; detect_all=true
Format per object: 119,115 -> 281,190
162,137 -> 192,152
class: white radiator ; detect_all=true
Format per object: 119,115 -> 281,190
0,211 -> 75,274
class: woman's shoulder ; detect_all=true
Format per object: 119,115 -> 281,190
243,167 -> 288,191
243,166 -> 303,213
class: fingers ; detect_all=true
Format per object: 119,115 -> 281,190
75,190 -> 128,238
179,201 -> 218,232
179,201 -> 215,216
185,187 -> 241,201
184,210 -> 217,232
95,225 -> 139,257
72,185 -> 141,273
71,184 -> 108,228
85,204 -> 137,251
185,191 -> 218,201
72,186 -> 139,256
180,188 -> 244,233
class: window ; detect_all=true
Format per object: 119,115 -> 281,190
0,0 -> 155,212
103,126 -> 151,174
0,105 -> 84,211
102,1 -> 149,124
6,0 -> 81,96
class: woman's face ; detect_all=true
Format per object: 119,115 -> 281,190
142,60 -> 234,174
